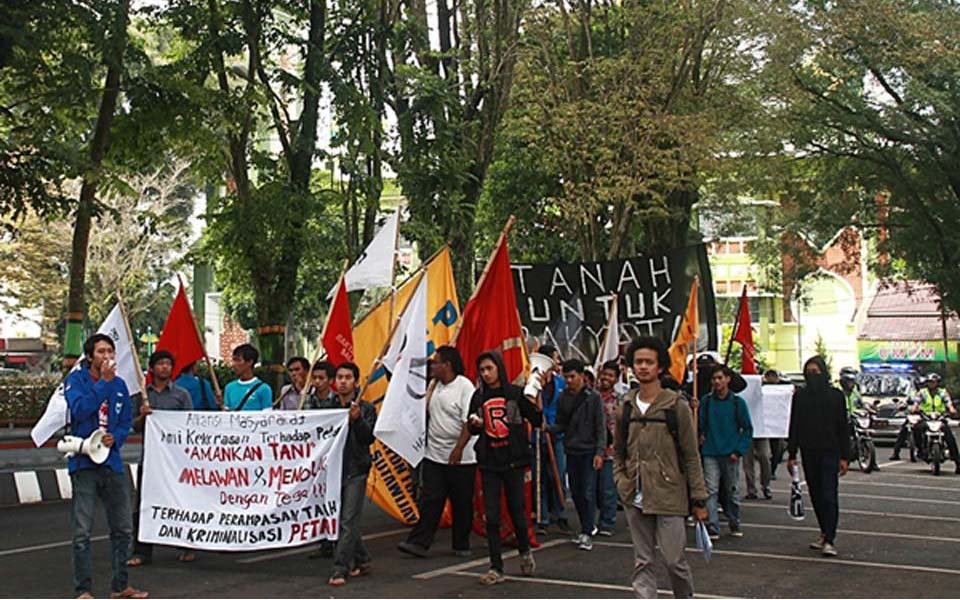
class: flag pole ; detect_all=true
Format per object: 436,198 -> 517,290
115,292 -> 147,397
450,215 -> 516,345
298,260 -> 350,409
176,275 -> 223,406
690,276 -> 700,436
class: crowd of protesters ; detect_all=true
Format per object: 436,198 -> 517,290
65,331 -> 857,599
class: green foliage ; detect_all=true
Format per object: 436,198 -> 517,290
814,333 -> 833,378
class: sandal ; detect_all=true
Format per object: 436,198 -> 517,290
349,562 -> 372,577
125,556 -> 149,568
478,569 -> 505,586
327,574 -> 347,587
177,552 -> 196,563
110,587 -> 149,599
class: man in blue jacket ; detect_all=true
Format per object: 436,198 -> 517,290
698,364 -> 753,540
64,333 -> 147,599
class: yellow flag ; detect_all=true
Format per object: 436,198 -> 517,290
668,277 -> 699,384
353,247 -> 461,524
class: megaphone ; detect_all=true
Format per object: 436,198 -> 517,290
57,429 -> 110,464
528,352 -> 554,376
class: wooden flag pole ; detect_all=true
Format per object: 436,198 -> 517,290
298,260 -> 350,409
690,276 -> 700,436
115,293 -> 147,397
176,275 -> 223,407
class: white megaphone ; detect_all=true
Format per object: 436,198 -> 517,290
524,352 -> 556,398
57,428 -> 111,464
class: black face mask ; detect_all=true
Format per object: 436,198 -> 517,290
804,372 -> 826,390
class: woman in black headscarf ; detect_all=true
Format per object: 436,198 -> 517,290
786,356 -> 850,558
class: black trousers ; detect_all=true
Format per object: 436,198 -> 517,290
801,449 -> 840,544
481,467 -> 530,572
405,459 -> 476,551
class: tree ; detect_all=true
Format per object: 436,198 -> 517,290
481,0 -> 760,263
384,0 -> 528,297
752,0 -> 960,313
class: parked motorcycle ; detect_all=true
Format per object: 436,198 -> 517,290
849,409 -> 879,473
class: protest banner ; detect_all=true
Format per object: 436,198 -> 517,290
740,375 -> 794,439
138,410 -> 349,551
512,244 -> 717,363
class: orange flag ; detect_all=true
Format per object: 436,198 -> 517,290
668,277 -> 699,384
322,274 -> 355,365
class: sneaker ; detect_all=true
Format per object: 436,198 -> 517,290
590,525 -> 599,536
520,551 -> 536,576
730,526 -> 744,538
809,536 -> 826,550
535,523 -> 549,536
598,529 -> 614,537
763,489 -> 773,500
744,493 -> 759,500
821,542 -> 838,557
397,541 -> 429,558
479,569 -> 505,586
708,530 -> 720,542
578,534 -> 594,551
889,453 -> 901,461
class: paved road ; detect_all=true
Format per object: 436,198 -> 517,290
1,457 -> 958,598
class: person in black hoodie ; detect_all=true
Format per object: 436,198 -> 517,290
786,356 -> 849,558
467,351 -> 542,586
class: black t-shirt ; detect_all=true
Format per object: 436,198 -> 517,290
469,383 -> 541,471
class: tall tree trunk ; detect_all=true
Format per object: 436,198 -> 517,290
63,0 -> 130,371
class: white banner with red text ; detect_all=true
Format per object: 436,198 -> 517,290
139,410 -> 349,551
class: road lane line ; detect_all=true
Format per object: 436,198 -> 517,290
593,541 -> 960,576
235,527 -> 409,564
411,539 -> 567,580
0,535 -> 108,557
838,480 -> 959,492
740,522 -> 960,544
445,570 -> 741,599
742,502 -> 960,523
749,491 -> 955,506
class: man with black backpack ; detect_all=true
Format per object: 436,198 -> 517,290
698,365 -> 753,540
614,337 -> 708,599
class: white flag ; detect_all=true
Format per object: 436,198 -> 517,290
381,273 -> 424,374
594,296 -> 620,373
30,303 -> 143,447
374,275 -> 428,466
342,211 -> 399,293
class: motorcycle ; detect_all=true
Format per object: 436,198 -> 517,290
850,410 -> 878,473
905,412 -> 923,463
920,412 -> 950,476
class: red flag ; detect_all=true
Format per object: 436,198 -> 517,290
733,286 -> 757,375
322,274 -> 355,366
456,235 -> 526,384
155,283 -> 206,380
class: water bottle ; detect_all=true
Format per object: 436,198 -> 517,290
788,465 -> 805,521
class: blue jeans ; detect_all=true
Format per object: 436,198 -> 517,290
536,435 -> 567,524
565,452 -> 598,536
703,456 -> 741,534
333,473 -> 372,576
595,459 -> 617,532
71,467 -> 132,595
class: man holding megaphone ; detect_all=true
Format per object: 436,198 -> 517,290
64,333 -> 147,599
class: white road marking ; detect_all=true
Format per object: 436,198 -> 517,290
832,492 -> 955,505
740,522 -> 960,544
13,472 -> 42,504
593,541 -> 960,576
54,469 -> 72,500
234,527 -> 409,564
412,539 -> 567,580
743,502 -> 960,523
0,535 -> 108,557
445,569 -> 742,599
838,480 -> 958,492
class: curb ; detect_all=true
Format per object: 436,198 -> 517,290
0,464 -> 140,507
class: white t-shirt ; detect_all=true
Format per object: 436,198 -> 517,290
425,375 -> 477,465
635,396 -> 651,415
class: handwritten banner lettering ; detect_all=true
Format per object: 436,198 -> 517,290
140,410 -> 349,551
512,245 -> 717,362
